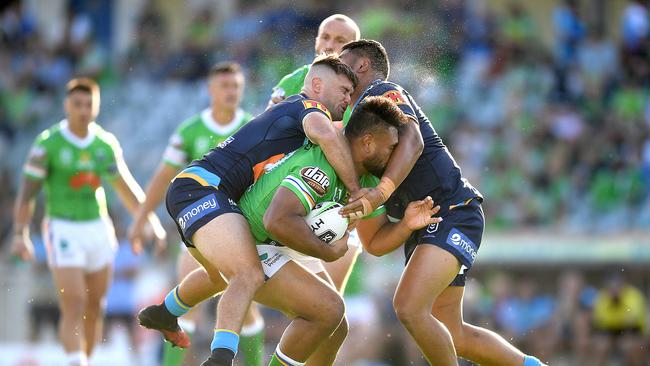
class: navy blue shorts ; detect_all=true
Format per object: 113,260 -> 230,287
165,166 -> 242,247
405,198 -> 484,287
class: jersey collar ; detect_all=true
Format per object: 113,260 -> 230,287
201,108 -> 245,136
352,78 -> 384,111
60,119 -> 96,149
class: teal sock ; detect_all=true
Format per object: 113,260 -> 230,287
211,329 -> 240,355
163,286 -> 192,317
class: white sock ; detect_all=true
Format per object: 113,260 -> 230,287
241,316 -> 265,336
275,346 -> 305,366
66,351 -> 88,366
177,318 -> 197,334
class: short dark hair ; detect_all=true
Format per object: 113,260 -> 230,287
311,54 -> 359,89
341,39 -> 390,79
209,61 -> 243,77
345,96 -> 406,138
66,77 -> 99,97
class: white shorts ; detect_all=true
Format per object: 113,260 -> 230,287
43,217 -> 118,272
257,244 -> 325,279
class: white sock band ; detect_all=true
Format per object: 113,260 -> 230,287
241,316 -> 265,336
177,318 -> 197,334
276,345 -> 306,366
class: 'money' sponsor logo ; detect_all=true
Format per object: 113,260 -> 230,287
177,194 -> 219,230
446,228 -> 477,264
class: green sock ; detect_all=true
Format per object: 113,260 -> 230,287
267,348 -> 304,366
267,354 -> 284,366
162,340 -> 186,366
162,320 -> 195,366
239,329 -> 264,366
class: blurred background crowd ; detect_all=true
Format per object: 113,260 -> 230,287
1,0 -> 649,365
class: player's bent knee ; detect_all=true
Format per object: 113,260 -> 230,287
228,267 -> 265,293
392,297 -> 426,327
319,291 -> 346,331
300,286 -> 345,332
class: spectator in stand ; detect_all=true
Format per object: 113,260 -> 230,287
591,274 -> 647,366
552,0 -> 585,68
621,0 -> 649,52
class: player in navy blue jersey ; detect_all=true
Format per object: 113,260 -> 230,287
342,40 -> 546,366
137,55 -> 362,366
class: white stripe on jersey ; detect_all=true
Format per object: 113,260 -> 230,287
283,176 -> 316,210
24,164 -> 46,179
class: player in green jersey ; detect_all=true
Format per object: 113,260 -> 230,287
159,97 -> 441,366
267,23 -> 426,360
267,13 -> 363,307
11,78 -> 166,366
127,62 -> 265,366
269,14 -> 360,121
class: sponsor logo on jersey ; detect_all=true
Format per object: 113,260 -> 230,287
300,166 -> 330,196
381,90 -> 408,105
302,100 -> 332,120
177,194 -> 219,231
253,153 -> 287,181
446,228 -> 477,264
69,172 -> 101,189
218,136 -> 234,148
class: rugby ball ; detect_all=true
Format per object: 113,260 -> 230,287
305,201 -> 348,245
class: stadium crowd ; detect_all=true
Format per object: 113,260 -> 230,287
1,0 -> 649,365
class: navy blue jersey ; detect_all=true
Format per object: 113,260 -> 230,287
353,80 -> 482,217
193,94 -> 332,200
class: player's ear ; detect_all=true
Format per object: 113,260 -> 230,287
312,76 -> 322,94
358,57 -> 371,73
362,133 -> 374,152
